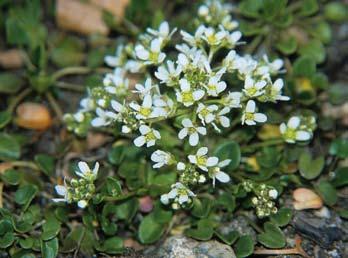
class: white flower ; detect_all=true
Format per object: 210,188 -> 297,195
198,5 -> 209,17
155,60 -> 182,86
202,27 -> 226,46
147,21 -> 176,41
176,79 -> 205,107
151,150 -> 172,168
223,50 -> 239,72
268,189 -> 278,199
205,75 -> 227,96
75,161 -> 99,179
177,162 -> 186,171
153,94 -> 174,118
209,159 -> 231,187
268,79 -> 290,101
235,55 -> 257,77
181,25 -> 205,47
178,118 -> 206,146
241,100 -> 267,125
125,60 -> 143,73
214,107 -> 231,129
77,200 -> 88,208
222,91 -> 242,108
243,76 -> 267,98
104,45 -> 125,67
52,182 -> 69,203
129,94 -> 158,120
197,103 -> 218,125
134,125 -> 161,147
280,116 -> 311,143
160,182 -> 195,206
135,38 -> 166,65
133,78 -> 157,98
263,55 -> 284,74
80,97 -> 95,112
224,30 -> 242,48
91,108 -> 117,127
188,147 -> 218,171
104,68 -> 129,96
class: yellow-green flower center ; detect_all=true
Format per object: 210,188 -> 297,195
182,92 -> 194,103
139,107 -> 152,117
245,112 -> 254,121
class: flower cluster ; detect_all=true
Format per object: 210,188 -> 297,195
280,115 -> 316,144
53,162 -> 99,208
64,0 -> 292,211
242,180 -> 278,218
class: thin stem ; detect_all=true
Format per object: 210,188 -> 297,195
7,88 -> 32,113
52,67 -> 92,81
55,81 -> 85,92
46,92 -> 64,121
245,34 -> 263,54
9,161 -> 40,171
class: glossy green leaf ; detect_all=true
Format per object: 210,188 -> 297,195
329,138 -> 348,158
257,222 -> 286,248
97,236 -> 124,254
0,72 -> 23,94
138,214 -> 165,244
215,230 -> 239,245
270,208 -> 292,227
185,219 -> 214,241
35,154 -> 55,177
191,198 -> 212,218
1,169 -> 21,185
234,235 -> 254,258
0,133 -> 20,161
293,56 -> 316,77
316,181 -> 337,206
15,184 -> 38,209
298,151 -> 324,180
214,141 -> 241,171
331,167 -> 348,187
0,111 -> 12,129
41,237 -> 58,258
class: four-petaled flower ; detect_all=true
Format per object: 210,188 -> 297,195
176,79 -> 205,107
151,150 -> 173,168
209,159 -> 231,187
188,147 -> 218,171
241,100 -> 267,125
160,182 -> 195,208
280,116 -> 311,143
135,38 -> 166,65
178,118 -> 206,146
243,76 -> 267,98
134,125 -> 161,147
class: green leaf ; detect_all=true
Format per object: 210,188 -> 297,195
41,237 -> 58,258
35,154 -> 55,177
257,222 -> 286,248
0,133 -> 20,161
15,184 -> 38,210
0,111 -> 12,129
0,72 -> 23,94
191,198 -> 212,218
0,232 -> 15,248
316,181 -> 337,206
41,217 -> 61,241
104,177 -> 122,197
215,230 -> 239,245
329,138 -> 348,158
298,151 -> 324,180
293,56 -> 316,78
337,210 -> 348,219
108,145 -> 125,165
216,193 -> 236,213
331,167 -> 348,187
276,36 -> 297,55
1,169 -> 21,185
138,214 -> 165,244
97,236 -> 124,254
299,0 -> 318,16
19,237 -> 35,249
324,2 -> 348,22
313,21 -> 332,44
185,219 -> 214,241
298,40 -> 326,64
328,83 -> 348,105
234,235 -> 254,258
115,198 -> 139,221
101,203 -> 118,235
257,147 -> 281,168
152,204 -> 172,224
270,208 -> 292,227
239,0 -> 263,18
214,141 -> 241,171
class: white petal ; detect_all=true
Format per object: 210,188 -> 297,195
220,116 -> 230,127
245,100 -> 255,112
207,157 -> 219,166
279,123 -> 287,134
178,195 -> 189,204
254,113 -> 267,123
55,185 -> 67,196
91,117 -> 106,127
111,100 -> 123,113
160,194 -> 169,205
196,127 -> 207,135
178,128 -> 188,139
193,90 -> 205,100
296,131 -> 311,141
177,162 -> 186,170
78,162 -> 90,174
151,38 -> 161,52
197,147 -> 208,156
93,162 -> 99,175
143,94 -> 152,108
168,189 -> 177,198
77,200 -> 88,208
288,116 -> 300,128
273,79 -> 284,90
182,118 -> 193,127
189,133 -> 199,146
219,159 -> 231,167
134,136 -> 146,147
188,155 -> 197,164
180,79 -> 190,91
216,171 -> 230,183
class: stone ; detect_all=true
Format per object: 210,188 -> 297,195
143,235 -> 236,258
0,49 -> 24,69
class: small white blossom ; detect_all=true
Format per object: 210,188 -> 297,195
263,55 -> 284,74
213,107 -> 231,130
177,162 -> 186,171
224,30 -> 242,48
104,68 -> 129,96
135,38 -> 166,65
147,21 -> 177,41
52,182 -> 68,204
80,97 -> 95,112
202,27 -> 226,46
235,55 -> 258,77
155,60 -> 182,86
133,78 -> 157,98
160,182 -> 195,207
222,91 -> 242,108
205,74 -> 227,96
188,147 -> 218,171
242,100 -> 267,125
268,79 -> 290,101
209,159 -> 231,187
243,76 -> 267,98
91,108 -> 117,127
181,25 -> 205,47
268,189 -> 278,199
280,116 -> 311,143
129,94 -> 158,120
178,118 -> 206,146
75,161 -> 99,179
197,103 -> 218,125
104,45 -> 125,67
176,79 -> 205,107
125,60 -> 143,73
134,125 -> 161,147
151,150 -> 172,168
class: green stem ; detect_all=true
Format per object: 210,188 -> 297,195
55,81 -> 85,92
52,67 -> 92,81
46,92 -> 64,121
10,161 -> 40,171
245,34 -> 263,54
7,88 -> 32,113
